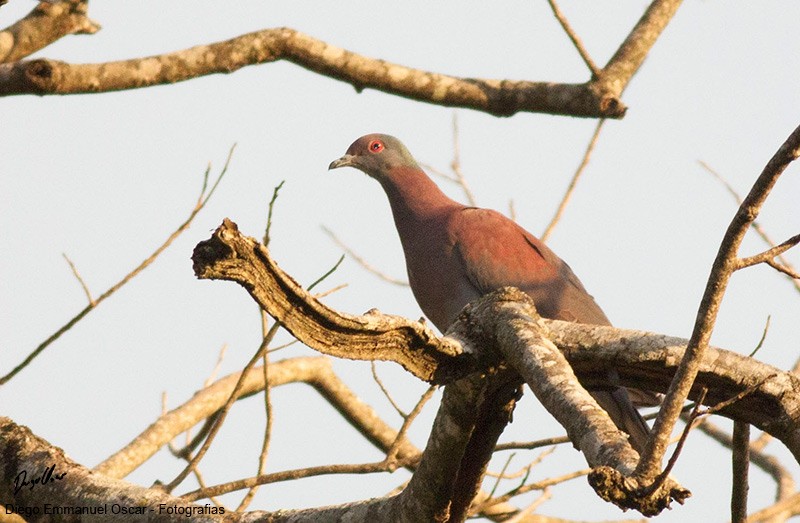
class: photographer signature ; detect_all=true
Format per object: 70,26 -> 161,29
14,464 -> 67,495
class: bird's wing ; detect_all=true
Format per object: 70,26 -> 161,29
450,207 -> 610,324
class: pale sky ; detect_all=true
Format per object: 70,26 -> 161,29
3,2 -> 800,521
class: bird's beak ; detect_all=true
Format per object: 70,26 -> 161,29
328,155 -> 355,170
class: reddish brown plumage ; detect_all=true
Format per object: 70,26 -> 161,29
330,133 -> 651,451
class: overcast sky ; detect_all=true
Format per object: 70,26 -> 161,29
3,1 -> 800,521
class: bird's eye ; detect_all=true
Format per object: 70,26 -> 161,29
368,140 -> 384,153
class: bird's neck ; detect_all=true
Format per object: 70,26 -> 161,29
379,166 -> 461,225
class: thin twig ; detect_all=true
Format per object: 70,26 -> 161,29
690,415 -> 794,503
0,146 -> 235,386
181,457 -> 417,502
541,119 -> 605,242
204,344 -> 229,387
485,447 -> 555,479
321,225 -> 408,286
385,385 -> 436,464
61,253 -> 94,305
699,160 -> 800,294
307,254 -> 344,292
643,388 -> 708,495
164,323 -> 280,492
420,114 -> 477,206
488,453 -> 515,498
508,199 -> 517,222
698,376 -> 778,418
472,468 -> 590,514
504,487 -> 552,523
168,344 -> 229,457
494,435 -> 570,452
448,112 -> 477,206
546,0 -> 600,77
736,233 -> 800,271
371,362 -> 408,418
236,318 -> 278,511
263,180 -> 285,247
749,316 -> 770,358
313,283 -> 348,299
766,258 -> 800,279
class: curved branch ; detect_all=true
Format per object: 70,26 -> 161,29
0,26 -> 619,117
192,218 -> 800,465
0,418 -> 231,523
192,219 -> 469,384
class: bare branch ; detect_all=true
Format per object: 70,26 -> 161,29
731,421 -> 750,523
736,234 -> 800,271
193,219 -> 800,464
546,0 -> 600,77
0,147 -> 234,386
692,416 -> 795,510
94,357 -> 421,480
494,436 -> 570,452
598,0 -> 684,96
448,112 -> 478,206
0,418 -> 230,522
61,252 -> 94,305
371,361 -> 409,418
635,123 -> 800,482
0,0 -> 99,63
321,225 -> 409,286
541,119 -> 605,242
700,160 -> 800,293
0,27 -> 621,117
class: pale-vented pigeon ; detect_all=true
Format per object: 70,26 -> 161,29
329,133 -> 651,452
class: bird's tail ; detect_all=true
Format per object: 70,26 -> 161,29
590,388 -> 651,453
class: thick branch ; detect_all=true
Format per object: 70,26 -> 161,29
0,0 -> 99,63
598,0 -> 683,95
0,26 -> 620,117
0,418 -> 231,523
449,289 -> 688,515
94,357 -> 425,479
192,219 -> 468,384
193,219 -> 800,464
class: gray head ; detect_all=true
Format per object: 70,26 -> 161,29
329,134 -> 421,180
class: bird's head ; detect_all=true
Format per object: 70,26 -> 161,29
329,134 -> 420,180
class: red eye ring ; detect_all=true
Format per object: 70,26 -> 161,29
368,140 -> 384,153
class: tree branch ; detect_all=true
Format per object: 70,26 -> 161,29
0,0 -> 99,64
0,418 -> 231,523
192,219 -> 468,384
95,357 -> 421,480
598,0 -> 684,96
736,234 -> 800,271
635,123 -> 800,481
193,219 -> 800,465
0,1 -> 686,118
